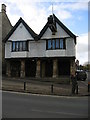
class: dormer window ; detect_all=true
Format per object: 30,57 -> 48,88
46,38 -> 66,50
12,41 -> 28,52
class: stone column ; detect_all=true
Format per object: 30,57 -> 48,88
53,59 -> 58,78
20,60 -> 25,78
6,60 -> 11,77
70,60 -> 76,76
36,59 -> 41,78
42,61 -> 45,78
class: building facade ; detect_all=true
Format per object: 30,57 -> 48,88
3,14 -> 77,79
0,4 -> 12,74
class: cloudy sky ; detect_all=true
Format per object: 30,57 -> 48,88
0,0 -> 89,65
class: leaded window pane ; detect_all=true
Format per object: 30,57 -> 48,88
16,42 -> 19,51
60,39 -> 63,49
52,40 -> 55,49
56,39 -> 59,48
23,41 -> 26,51
19,42 -> 23,51
12,41 -> 15,51
48,40 -> 52,49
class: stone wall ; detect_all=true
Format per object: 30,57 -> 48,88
0,4 -> 12,74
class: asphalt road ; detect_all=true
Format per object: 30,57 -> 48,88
2,91 -> 88,118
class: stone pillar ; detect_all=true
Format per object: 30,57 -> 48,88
36,59 -> 41,78
6,60 -> 11,77
20,60 -> 25,78
70,60 -> 76,76
42,61 -> 45,78
53,59 -> 58,78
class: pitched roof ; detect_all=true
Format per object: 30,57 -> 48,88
3,17 -> 38,43
3,14 -> 77,44
38,14 -> 76,44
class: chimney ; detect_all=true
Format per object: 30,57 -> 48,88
1,4 -> 6,13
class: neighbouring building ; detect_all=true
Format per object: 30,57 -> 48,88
3,13 -> 77,79
0,4 -> 12,74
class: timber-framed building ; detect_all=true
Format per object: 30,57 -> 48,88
3,10 -> 77,79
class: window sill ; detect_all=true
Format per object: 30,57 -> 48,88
46,49 -> 66,50
11,50 -> 29,52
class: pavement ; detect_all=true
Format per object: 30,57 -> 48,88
2,76 -> 89,96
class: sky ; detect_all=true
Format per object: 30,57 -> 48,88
0,0 -> 89,65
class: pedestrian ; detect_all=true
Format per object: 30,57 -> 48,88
71,70 -> 78,95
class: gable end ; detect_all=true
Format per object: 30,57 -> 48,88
38,14 -> 77,44
3,17 -> 38,43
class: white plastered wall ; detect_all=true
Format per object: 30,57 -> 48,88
8,23 -> 34,41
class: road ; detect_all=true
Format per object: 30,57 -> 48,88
2,91 -> 88,118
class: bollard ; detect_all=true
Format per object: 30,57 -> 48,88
24,82 -> 26,91
51,84 -> 53,93
76,84 -> 78,94
88,84 -> 90,92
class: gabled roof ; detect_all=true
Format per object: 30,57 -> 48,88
38,14 -> 76,44
3,17 -> 38,43
3,14 -> 77,44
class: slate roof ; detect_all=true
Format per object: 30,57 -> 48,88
38,14 -> 76,44
3,17 -> 38,43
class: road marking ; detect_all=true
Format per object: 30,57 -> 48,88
31,109 -> 88,117
2,90 -> 88,99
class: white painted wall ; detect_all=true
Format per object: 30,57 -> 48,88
41,23 -> 70,39
11,52 -> 28,58
28,40 -> 46,57
8,23 -> 34,41
66,38 -> 76,56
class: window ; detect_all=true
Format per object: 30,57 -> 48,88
60,39 -> 63,49
12,41 -> 15,51
56,39 -> 59,49
46,38 -> 66,50
16,42 -> 19,51
12,41 -> 28,52
19,42 -> 23,51
48,40 -> 52,49
52,40 -> 55,49
23,41 -> 26,51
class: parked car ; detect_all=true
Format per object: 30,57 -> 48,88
75,70 -> 87,81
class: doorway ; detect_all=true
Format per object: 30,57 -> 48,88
45,60 -> 53,77
11,60 -> 20,77
58,59 -> 70,76
25,59 -> 36,77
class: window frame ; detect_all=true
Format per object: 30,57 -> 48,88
12,41 -> 28,52
46,38 -> 66,50
12,41 -> 16,52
